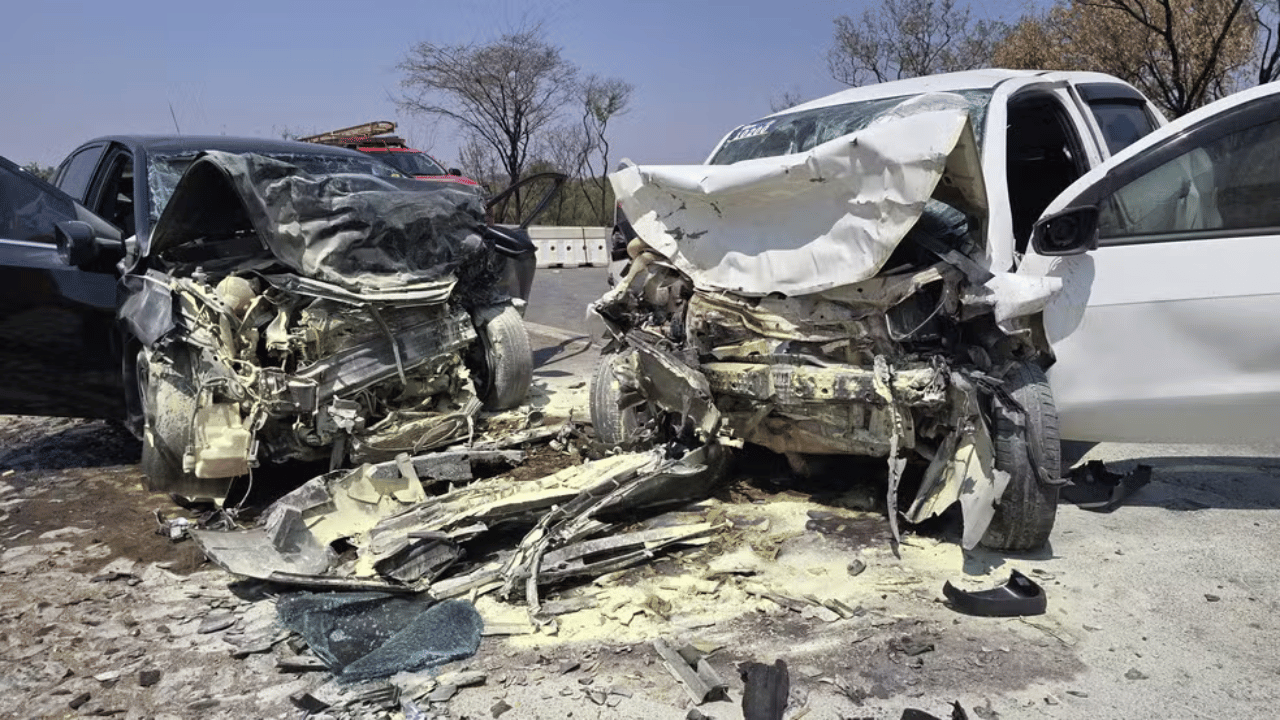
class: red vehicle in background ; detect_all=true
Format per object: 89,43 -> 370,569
300,121 -> 481,189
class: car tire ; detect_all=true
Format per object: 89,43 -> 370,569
980,362 -> 1061,552
470,305 -> 533,411
138,349 -> 193,492
590,350 -> 641,448
138,350 -> 227,498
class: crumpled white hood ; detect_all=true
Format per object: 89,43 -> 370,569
610,109 -> 987,297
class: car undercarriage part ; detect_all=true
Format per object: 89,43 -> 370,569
1061,460 -> 1152,512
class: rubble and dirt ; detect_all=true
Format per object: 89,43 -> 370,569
5,380 -> 1280,717
0,404 -> 1087,719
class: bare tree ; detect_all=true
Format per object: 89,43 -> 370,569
397,26 -> 579,210
770,89 -> 805,113
538,123 -> 594,224
827,0 -> 1008,86
455,132 -> 504,192
995,0 -> 1255,117
1251,0 -> 1280,83
577,75 -> 633,225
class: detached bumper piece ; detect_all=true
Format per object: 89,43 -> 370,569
942,570 -> 1046,617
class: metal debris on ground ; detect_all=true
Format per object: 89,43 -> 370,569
652,637 -> 728,705
192,438 -> 728,629
739,658 -> 790,720
1061,461 -> 1152,512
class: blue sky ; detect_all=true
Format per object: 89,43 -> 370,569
1,0 -> 1042,170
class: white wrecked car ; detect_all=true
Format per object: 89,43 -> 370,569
591,70 -> 1175,551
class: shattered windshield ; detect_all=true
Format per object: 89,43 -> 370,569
709,89 -> 994,165
147,152 -> 402,227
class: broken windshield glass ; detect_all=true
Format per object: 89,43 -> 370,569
709,89 -> 994,165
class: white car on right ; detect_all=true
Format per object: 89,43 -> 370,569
1025,81 -> 1280,445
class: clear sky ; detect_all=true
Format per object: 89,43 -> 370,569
1,0 -> 1042,171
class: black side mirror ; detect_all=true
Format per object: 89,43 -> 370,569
448,168 -> 463,176
56,220 -> 124,269
1031,207 -> 1099,256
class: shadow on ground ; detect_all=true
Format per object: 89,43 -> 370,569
0,419 -> 140,471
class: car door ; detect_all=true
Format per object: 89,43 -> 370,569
1023,84 -> 1280,443
0,156 -> 125,419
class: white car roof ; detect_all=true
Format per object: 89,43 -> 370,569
779,68 -> 1135,116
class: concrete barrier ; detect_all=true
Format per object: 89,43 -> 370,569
527,226 -> 609,268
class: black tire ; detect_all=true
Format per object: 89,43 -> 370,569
138,349 -> 195,493
590,351 -> 641,447
470,305 -> 533,411
981,362 -> 1061,551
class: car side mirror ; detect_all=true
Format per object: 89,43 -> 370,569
56,220 -> 124,269
448,168 -> 463,176
1031,207 -> 1099,256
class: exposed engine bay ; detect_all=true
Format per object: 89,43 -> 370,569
118,151 -> 533,496
592,104 -> 1064,551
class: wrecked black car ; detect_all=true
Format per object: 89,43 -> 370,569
0,138 -> 549,497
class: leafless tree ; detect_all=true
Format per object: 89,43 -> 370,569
827,0 -> 1007,86
537,123 -> 594,223
455,132 -> 504,192
577,75 -> 633,225
1251,0 -> 1280,83
397,26 -> 579,210
770,89 -> 805,113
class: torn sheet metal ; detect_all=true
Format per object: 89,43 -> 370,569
193,450 -> 513,581
905,374 -> 1010,549
148,151 -> 492,293
194,445 -> 728,597
610,109 -> 987,297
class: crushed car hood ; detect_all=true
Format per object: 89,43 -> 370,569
147,151 -> 489,292
609,109 -> 989,297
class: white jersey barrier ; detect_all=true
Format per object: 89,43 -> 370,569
525,226 -> 609,268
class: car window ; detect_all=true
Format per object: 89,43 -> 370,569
94,150 -> 136,237
372,150 -> 447,176
1098,116 -> 1280,241
709,89 -> 994,165
1088,101 -> 1156,155
55,144 -> 107,203
147,151 -> 402,227
0,158 -> 77,244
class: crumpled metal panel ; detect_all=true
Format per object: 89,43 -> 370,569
701,361 -> 946,407
720,403 -> 910,457
626,331 -> 721,440
610,109 -> 986,297
149,151 -> 491,293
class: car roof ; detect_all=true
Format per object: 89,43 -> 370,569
779,69 -> 1134,116
83,135 -> 368,158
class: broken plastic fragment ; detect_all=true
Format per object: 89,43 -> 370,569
276,593 -> 482,682
942,570 -> 1046,617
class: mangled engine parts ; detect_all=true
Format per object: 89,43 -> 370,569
142,272 -> 483,493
